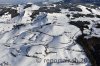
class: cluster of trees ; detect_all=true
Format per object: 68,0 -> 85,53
72,13 -> 100,18
30,6 -> 61,20
70,20 -> 100,66
30,5 -> 62,19
39,7 -> 61,13
0,61 -> 9,66
30,10 -> 39,20
69,21 -> 90,33
96,15 -> 100,18
69,7 -> 82,12
13,24 -> 25,29
24,4 -> 32,9
73,13 -> 95,18
66,14 -> 100,18
0,8 -> 19,18
55,3 -> 73,9
95,24 -> 100,28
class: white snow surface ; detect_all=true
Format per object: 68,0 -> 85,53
0,3 -> 100,66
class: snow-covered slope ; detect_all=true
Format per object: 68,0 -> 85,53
0,2 -> 100,66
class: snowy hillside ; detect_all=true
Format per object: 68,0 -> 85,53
0,2 -> 100,66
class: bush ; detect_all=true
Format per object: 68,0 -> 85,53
66,14 -> 70,17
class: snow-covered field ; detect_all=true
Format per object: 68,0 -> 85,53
0,2 -> 100,66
